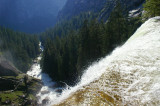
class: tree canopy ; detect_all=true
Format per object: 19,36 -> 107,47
40,2 -> 142,85
143,0 -> 160,18
0,27 -> 40,72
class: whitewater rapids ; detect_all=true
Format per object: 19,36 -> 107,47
29,17 -> 160,106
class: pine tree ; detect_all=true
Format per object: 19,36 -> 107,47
0,27 -> 40,72
106,1 -> 129,49
77,20 -> 90,74
143,0 -> 160,18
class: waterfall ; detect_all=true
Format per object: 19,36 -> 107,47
28,17 -> 160,106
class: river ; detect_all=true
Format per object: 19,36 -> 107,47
27,17 -> 160,105
27,43 -> 60,105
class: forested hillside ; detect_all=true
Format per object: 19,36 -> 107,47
58,0 -> 145,21
1,0 -> 160,105
41,2 -> 142,85
40,13 -> 96,45
143,0 -> 160,19
58,0 -> 106,20
0,27 -> 39,72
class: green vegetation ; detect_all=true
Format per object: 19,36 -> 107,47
143,0 -> 160,19
40,12 -> 96,45
0,74 -> 42,105
41,3 -> 142,85
0,91 -> 24,105
0,27 -> 40,72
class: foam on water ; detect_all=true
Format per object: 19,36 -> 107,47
28,17 -> 160,105
52,16 -> 160,105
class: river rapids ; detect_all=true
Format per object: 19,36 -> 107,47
28,17 -> 160,106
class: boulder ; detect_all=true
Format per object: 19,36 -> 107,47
0,58 -> 21,76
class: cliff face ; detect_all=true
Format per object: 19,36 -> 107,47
0,58 -> 21,76
58,0 -> 145,21
57,0 -> 106,20
99,0 -> 145,21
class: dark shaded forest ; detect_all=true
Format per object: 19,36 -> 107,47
0,27 -> 39,72
40,3 -> 142,85
1,0 -> 160,86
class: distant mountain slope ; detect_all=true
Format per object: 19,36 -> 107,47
58,0 -> 145,21
99,0 -> 145,21
0,0 -> 66,33
58,0 -> 106,20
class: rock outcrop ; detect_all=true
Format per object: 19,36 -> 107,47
98,0 -> 145,21
0,58 -> 21,76
58,0 -> 145,21
0,57 -> 42,105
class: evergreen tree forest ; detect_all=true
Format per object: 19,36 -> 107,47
0,27 -> 40,72
40,13 -> 97,45
41,3 -> 142,85
143,0 -> 160,18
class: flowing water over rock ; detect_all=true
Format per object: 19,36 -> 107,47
27,44 -> 58,105
52,17 -> 160,105
28,17 -> 160,106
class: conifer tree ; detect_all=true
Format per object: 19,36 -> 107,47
143,0 -> 160,18
41,6 -> 142,86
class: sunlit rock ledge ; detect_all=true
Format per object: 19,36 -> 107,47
52,17 -> 160,106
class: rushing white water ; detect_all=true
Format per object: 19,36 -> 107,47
27,43 -> 57,105
28,17 -> 160,105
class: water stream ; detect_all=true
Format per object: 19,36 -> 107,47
27,43 -> 58,105
27,17 -> 160,106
